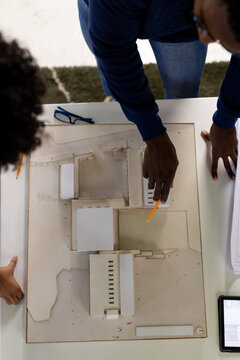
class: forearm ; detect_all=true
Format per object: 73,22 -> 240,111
89,0 -> 166,140
213,55 -> 240,129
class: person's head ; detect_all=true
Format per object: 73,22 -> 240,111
0,33 -> 45,168
193,0 -> 240,55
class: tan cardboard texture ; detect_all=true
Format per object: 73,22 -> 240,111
27,124 -> 206,342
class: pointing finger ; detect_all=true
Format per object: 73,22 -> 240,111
10,296 -> 19,305
148,176 -> 155,189
8,256 -> 18,273
211,154 -> 219,180
17,288 -> 24,300
153,178 -> 163,201
231,151 -> 238,171
160,180 -> 172,204
223,157 -> 236,180
4,298 -> 12,305
201,130 -> 211,142
142,167 -> 149,179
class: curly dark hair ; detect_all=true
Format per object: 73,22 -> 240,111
0,33 -> 45,168
222,0 -> 240,43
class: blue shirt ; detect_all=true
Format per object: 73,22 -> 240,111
89,0 -> 240,140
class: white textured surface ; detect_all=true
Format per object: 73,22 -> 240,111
136,325 -> 194,337
119,254 -> 134,316
90,254 -> 120,316
1,99 -> 240,359
75,207 -> 114,251
127,148 -> 143,208
59,163 -> 74,199
0,0 -> 231,67
230,122 -> 240,274
105,309 -> 119,320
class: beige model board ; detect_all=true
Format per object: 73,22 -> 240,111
27,124 -> 206,343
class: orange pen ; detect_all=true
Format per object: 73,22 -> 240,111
147,199 -> 161,222
16,153 -> 23,179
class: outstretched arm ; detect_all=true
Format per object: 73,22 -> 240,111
0,256 -> 24,305
89,0 -> 178,199
89,0 -> 167,139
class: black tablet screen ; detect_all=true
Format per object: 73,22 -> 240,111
223,298 -> 240,348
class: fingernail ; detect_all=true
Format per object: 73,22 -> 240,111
12,256 -> 18,261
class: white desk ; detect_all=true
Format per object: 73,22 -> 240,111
1,98 -> 240,359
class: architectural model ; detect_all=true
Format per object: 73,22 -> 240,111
27,123 -> 206,342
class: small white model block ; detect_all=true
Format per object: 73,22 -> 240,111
90,252 -> 135,318
127,149 -> 142,207
90,254 -> 120,316
73,156 -> 79,198
59,163 -> 74,199
75,207 -> 114,252
105,309 -> 119,320
136,325 -> 194,337
119,253 -> 135,315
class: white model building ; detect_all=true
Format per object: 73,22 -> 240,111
58,142 -> 170,319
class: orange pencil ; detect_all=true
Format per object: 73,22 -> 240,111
147,199 -> 161,222
16,153 -> 23,179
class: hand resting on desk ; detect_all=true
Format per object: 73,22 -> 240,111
201,123 -> 238,180
0,256 -> 24,305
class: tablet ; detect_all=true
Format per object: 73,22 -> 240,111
218,295 -> 240,352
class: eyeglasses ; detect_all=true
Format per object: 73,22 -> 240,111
192,13 -> 240,57
192,14 -> 216,42
54,106 -> 95,124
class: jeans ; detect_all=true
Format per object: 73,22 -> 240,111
77,0 -> 208,99
78,0 -> 112,96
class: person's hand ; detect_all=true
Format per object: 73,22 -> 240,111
0,256 -> 24,305
142,132 -> 179,202
201,123 -> 238,180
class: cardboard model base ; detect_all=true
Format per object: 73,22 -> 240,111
27,124 -> 206,343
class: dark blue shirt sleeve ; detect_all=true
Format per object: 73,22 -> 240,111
213,55 -> 240,129
89,0 -> 166,141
